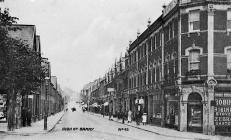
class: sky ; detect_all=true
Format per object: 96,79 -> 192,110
3,0 -> 171,92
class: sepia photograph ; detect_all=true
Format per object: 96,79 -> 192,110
0,0 -> 231,140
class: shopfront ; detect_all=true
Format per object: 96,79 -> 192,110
214,93 -> 231,135
187,92 -> 203,133
152,93 -> 162,126
166,96 -> 179,129
0,91 -> 7,123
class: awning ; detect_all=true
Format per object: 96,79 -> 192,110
104,102 -> 109,106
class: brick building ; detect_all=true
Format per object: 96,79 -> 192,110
81,0 -> 231,135
126,0 -> 231,135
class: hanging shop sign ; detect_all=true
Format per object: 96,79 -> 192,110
214,97 -> 231,126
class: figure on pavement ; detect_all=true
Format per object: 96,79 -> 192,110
21,107 -> 27,127
142,113 -> 147,125
136,111 -> 140,125
26,108 -> 32,126
127,110 -> 132,123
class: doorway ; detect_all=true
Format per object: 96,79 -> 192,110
187,92 -> 203,133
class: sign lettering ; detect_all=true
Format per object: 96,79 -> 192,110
214,97 -> 231,126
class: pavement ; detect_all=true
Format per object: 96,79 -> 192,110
87,112 -> 231,140
1,105 -> 231,140
0,111 -> 64,135
1,106 -> 185,140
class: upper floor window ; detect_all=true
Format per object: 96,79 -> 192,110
160,32 -> 162,46
189,49 -> 200,70
227,9 -> 231,30
172,22 -> 175,38
169,24 -> 171,40
225,47 -> 231,70
154,35 -> 156,50
189,10 -> 200,32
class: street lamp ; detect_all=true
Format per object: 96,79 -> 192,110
44,76 -> 50,130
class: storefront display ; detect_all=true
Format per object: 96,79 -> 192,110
0,94 -> 7,122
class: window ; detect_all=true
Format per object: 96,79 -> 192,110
172,52 -> 177,74
189,10 -> 200,32
226,48 -> 231,70
172,22 -> 175,38
189,49 -> 200,70
149,39 -> 152,52
160,32 -> 162,46
154,35 -> 156,50
167,55 -> 170,74
227,9 -> 231,30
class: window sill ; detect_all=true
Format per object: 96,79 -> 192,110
188,30 -> 200,34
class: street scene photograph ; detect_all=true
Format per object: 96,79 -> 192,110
0,0 -> 231,140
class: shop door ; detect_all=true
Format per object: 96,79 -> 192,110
144,96 -> 148,113
187,92 -> 203,133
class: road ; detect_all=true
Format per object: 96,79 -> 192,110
1,105 -> 194,140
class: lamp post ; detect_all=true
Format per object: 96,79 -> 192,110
44,76 -> 50,130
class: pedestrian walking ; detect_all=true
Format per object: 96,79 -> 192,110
142,113 -> 147,125
21,107 -> 27,127
127,110 -> 132,123
136,111 -> 140,125
26,108 -> 32,126
109,111 -> 112,120
122,111 -> 125,124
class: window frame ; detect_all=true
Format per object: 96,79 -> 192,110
188,49 -> 200,71
188,10 -> 200,32
227,9 -> 231,31
224,46 -> 231,70
185,46 -> 203,71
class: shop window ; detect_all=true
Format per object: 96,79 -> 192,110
189,10 -> 200,32
189,49 -> 200,71
227,9 -> 231,30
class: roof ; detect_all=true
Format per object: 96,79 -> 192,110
8,24 -> 36,50
128,15 -> 163,53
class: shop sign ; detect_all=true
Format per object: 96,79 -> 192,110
28,95 -> 33,99
214,97 -> 231,126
